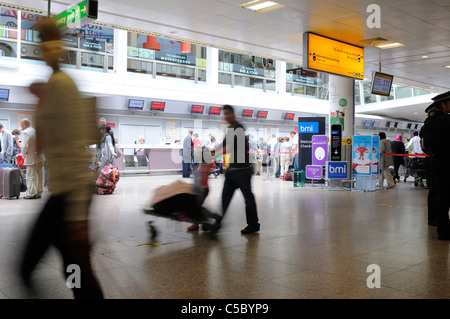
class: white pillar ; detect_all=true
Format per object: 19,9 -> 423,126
113,29 -> 128,76
206,47 -> 218,86
328,74 -> 354,140
276,60 -> 286,94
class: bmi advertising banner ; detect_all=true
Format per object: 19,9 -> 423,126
312,135 -> 328,166
298,117 -> 326,178
371,136 -> 380,175
352,135 -> 372,175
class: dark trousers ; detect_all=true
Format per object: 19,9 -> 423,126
20,194 -> 104,299
182,161 -> 191,177
222,167 -> 259,227
393,158 -> 403,181
426,157 -> 437,224
432,157 -> 450,236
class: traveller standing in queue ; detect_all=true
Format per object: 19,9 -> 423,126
20,118 -> 45,200
425,92 -> 450,240
0,123 -> 13,164
420,103 -> 438,226
211,105 -> 260,234
378,132 -> 395,189
390,134 -> 406,183
182,130 -> 194,178
20,18 -> 104,299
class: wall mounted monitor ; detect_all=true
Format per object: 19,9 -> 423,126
372,120 -> 380,127
242,109 -> 254,117
209,106 -> 222,115
371,71 -> 394,96
413,124 -> 419,130
396,122 -> 403,129
151,101 -> 165,111
285,113 -> 295,120
257,110 -> 268,119
191,105 -> 205,114
0,88 -> 9,101
407,123 -> 412,129
363,119 -> 372,126
389,122 -> 396,128
127,99 -> 145,110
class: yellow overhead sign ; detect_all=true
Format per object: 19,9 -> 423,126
303,32 -> 364,80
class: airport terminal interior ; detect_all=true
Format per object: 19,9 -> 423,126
1,0 -> 450,300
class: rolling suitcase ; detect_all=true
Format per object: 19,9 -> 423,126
1,166 -> 21,199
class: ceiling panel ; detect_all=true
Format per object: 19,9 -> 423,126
5,0 -> 450,118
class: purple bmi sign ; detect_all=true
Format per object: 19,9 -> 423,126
306,165 -> 323,180
312,135 -> 328,166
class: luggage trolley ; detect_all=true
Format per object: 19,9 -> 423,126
410,156 -> 427,187
143,180 -> 220,238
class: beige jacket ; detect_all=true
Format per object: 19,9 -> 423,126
21,126 -> 45,166
35,71 -> 97,221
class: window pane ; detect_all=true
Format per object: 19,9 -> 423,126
219,72 -> 231,85
413,88 -> 431,96
395,86 -> 412,99
355,81 -> 361,105
198,69 -> 206,82
286,83 -> 292,94
235,75 -> 263,90
81,52 -> 104,72
0,40 -> 17,60
60,50 -> 77,69
127,59 -> 153,74
362,79 -> 377,103
156,63 -> 195,80
266,80 -> 276,91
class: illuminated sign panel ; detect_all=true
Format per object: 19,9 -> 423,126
303,32 -> 364,80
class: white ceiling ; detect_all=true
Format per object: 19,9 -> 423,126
7,0 -> 450,122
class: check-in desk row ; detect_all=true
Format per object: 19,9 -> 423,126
114,144 -> 183,174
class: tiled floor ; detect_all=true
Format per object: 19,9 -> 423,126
0,171 -> 447,299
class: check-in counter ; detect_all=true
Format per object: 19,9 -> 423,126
114,144 -> 183,174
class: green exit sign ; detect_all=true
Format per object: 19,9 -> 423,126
53,0 -> 98,30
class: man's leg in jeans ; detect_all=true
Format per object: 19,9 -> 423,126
237,168 -> 259,229
216,171 -> 237,230
58,221 -> 104,299
20,196 -> 61,286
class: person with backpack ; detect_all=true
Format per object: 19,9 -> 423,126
426,92 -> 450,240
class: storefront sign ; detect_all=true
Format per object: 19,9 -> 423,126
80,38 -> 105,52
155,51 -> 196,66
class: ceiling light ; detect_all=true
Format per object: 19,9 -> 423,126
375,42 -> 404,49
413,112 -> 418,115
240,1 -> 283,12
422,55 -> 428,58
445,66 -> 450,68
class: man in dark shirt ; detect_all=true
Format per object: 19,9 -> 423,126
427,92 -> 450,240
212,105 -> 260,234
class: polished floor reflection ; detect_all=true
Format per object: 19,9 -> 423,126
0,172 -> 446,299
